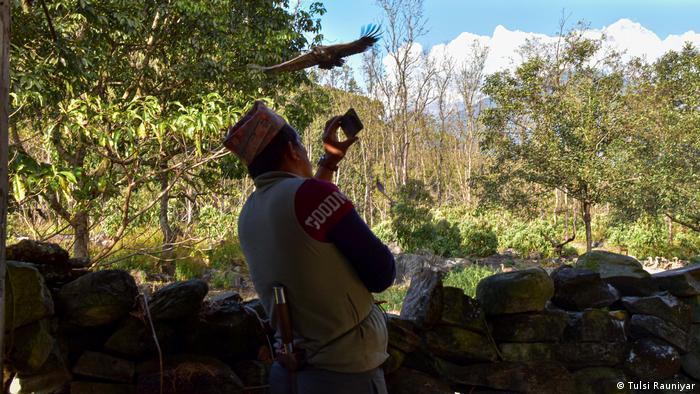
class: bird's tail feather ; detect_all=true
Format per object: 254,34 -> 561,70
360,24 -> 382,40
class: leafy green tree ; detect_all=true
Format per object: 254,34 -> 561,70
10,0 -> 325,260
479,30 -> 639,251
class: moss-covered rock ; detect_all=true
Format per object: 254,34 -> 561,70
148,279 -> 208,321
622,292 -> 691,331
564,309 -> 627,343
7,240 -> 69,267
575,251 -> 655,296
551,265 -> 619,310
57,270 -> 137,327
435,358 -> 575,393
624,337 -> 681,380
425,325 -> 498,363
385,367 -> 453,394
6,261 -> 54,330
652,265 -> 700,297
682,352 -> 700,380
440,286 -> 487,333
8,319 -> 55,373
498,342 -> 627,368
572,367 -> 630,394
476,268 -> 554,315
489,310 -> 568,342
629,314 -> 689,351
400,270 -> 444,329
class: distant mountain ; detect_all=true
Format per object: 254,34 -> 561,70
428,18 -> 700,75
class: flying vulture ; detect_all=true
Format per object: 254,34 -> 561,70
251,24 -> 382,73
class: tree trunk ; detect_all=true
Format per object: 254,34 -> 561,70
582,201 -> 593,252
0,0 -> 10,373
666,216 -> 674,245
159,168 -> 175,275
72,211 -> 90,259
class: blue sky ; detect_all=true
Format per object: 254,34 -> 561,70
316,0 -> 699,47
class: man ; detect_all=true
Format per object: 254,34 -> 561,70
223,100 -> 396,394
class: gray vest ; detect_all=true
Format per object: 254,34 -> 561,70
238,171 -> 389,373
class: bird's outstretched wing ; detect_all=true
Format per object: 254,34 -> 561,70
328,24 -> 382,59
250,24 -> 382,74
250,52 -> 320,74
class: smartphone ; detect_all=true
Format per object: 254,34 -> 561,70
340,108 -> 364,138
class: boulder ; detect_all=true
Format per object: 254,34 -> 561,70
476,268 -> 554,315
57,270 -> 137,327
572,367 -> 630,394
425,325 -> 498,363
8,347 -> 71,394
7,239 -> 69,266
622,292 -> 691,331
72,351 -> 135,383
148,279 -> 208,321
624,338 -> 681,380
629,314 -> 689,351
652,265 -> 700,297
136,355 -> 243,394
400,270 -> 444,328
575,251 -> 656,296
104,317 -> 179,358
70,382 -> 134,394
489,310 -> 568,342
385,367 -> 453,394
435,359 -> 575,393
682,352 -> 700,380
550,265 -> 619,310
440,286 -> 487,333
690,325 -> 700,352
681,295 -> 700,323
387,316 -> 422,353
498,342 -> 627,368
6,261 -> 54,330
394,254 -> 431,284
564,309 -> 626,343
8,319 -> 55,372
185,295 -> 262,361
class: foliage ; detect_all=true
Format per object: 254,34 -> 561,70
458,221 -> 499,257
444,265 -> 497,297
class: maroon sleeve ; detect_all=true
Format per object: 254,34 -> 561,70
294,179 -> 354,242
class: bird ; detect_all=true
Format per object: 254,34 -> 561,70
250,24 -> 382,73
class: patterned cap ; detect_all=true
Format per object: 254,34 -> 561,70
223,101 -> 287,165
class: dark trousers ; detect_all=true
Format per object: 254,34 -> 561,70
269,362 -> 388,394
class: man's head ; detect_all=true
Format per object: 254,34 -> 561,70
224,101 -> 313,178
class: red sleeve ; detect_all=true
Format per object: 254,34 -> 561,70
294,179 -> 354,242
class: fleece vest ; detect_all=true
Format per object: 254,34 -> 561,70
238,171 -> 389,373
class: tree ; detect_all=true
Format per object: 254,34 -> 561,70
618,44 -> 700,233
9,0 -> 325,259
480,29 -> 638,251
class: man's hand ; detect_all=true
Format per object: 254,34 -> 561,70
322,116 -> 359,165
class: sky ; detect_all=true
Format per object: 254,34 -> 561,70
302,0 -> 699,92
317,0 -> 700,48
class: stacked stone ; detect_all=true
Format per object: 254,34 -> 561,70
4,240 -> 269,394
384,251 -> 700,393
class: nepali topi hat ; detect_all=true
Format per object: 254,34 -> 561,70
223,100 -> 287,166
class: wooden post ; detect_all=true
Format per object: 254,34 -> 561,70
0,0 -> 10,375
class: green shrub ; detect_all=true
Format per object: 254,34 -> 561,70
499,219 -> 558,258
174,257 -> 206,281
444,265 -> 497,297
607,216 -> 668,259
210,269 -> 238,289
458,221 -> 498,257
672,231 -> 700,260
426,219 -> 463,257
372,220 -> 397,245
207,237 -> 245,270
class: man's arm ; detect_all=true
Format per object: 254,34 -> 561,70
295,179 -> 396,293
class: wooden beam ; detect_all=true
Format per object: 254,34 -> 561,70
0,0 -> 10,375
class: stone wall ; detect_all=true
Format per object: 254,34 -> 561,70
5,240 -> 700,393
4,240 -> 268,394
386,250 -> 700,393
